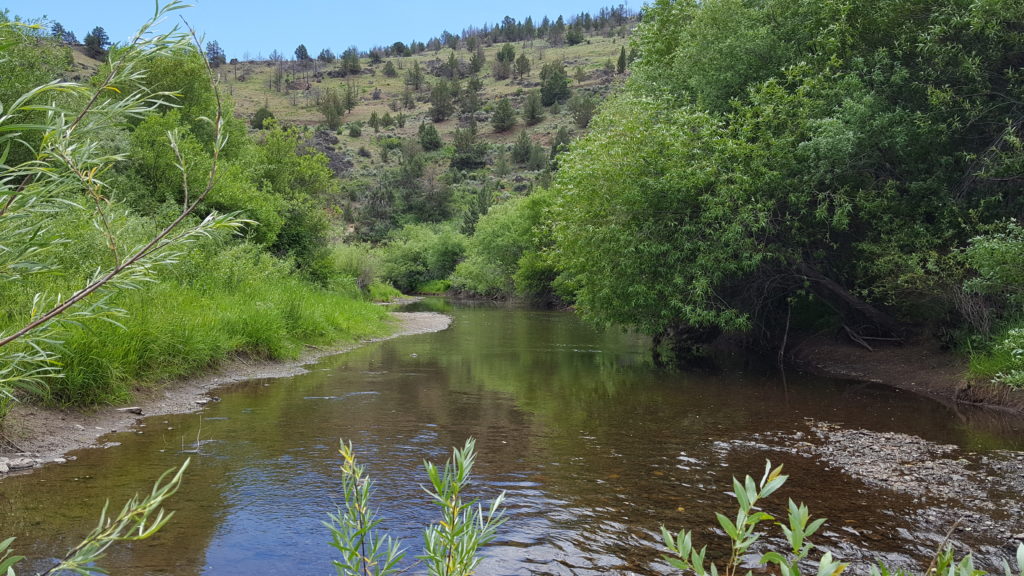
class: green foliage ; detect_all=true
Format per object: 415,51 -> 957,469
326,441 -> 406,576
379,224 -> 467,294
327,439 -> 505,576
383,60 -> 397,77
491,98 -> 517,132
251,106 -> 275,129
320,86 -> 346,131
451,119 -> 487,171
83,25 -> 109,58
418,122 -> 443,151
429,79 -> 455,122
567,92 -> 597,128
421,438 -> 506,576
522,91 -> 544,125
451,191 -> 555,299
539,61 -> 571,106
617,45 -> 627,74
550,0 -> 1024,346
295,44 -> 311,61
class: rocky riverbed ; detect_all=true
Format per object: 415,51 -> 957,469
716,419 -> 1024,572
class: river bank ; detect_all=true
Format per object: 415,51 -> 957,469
788,333 -> 1024,415
0,311 -> 451,475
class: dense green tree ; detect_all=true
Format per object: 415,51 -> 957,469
50,21 -> 77,44
205,40 -> 226,67
496,43 -> 516,63
341,46 -> 361,74
539,61 -> 570,105
294,44 -> 311,61
511,130 -> 533,164
522,91 -> 544,125
616,46 -> 627,74
418,122 -> 443,151
318,48 -> 336,63
491,98 -> 517,132
515,53 -> 531,79
382,60 -> 397,77
429,79 -> 455,121
319,87 -> 345,130
451,118 -> 487,170
550,0 -> 1024,354
470,44 -> 486,73
83,26 -> 109,58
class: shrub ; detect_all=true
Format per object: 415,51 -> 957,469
379,224 -> 467,294
251,106 -> 275,129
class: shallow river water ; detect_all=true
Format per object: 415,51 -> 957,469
2,299 -> 1023,575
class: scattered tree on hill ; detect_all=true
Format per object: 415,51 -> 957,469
83,26 -> 110,58
319,87 -> 345,130
268,49 -> 284,62
470,44 -> 486,74
368,111 -> 381,133
566,27 -> 585,46
511,130 -> 533,164
548,16 -> 566,46
407,60 -> 424,91
383,60 -> 397,77
295,44 -> 311,61
341,46 -> 361,74
402,86 -> 416,109
492,60 -> 511,81
497,43 -> 516,63
451,118 -> 487,170
515,53 -> 531,79
342,80 -> 360,113
617,46 -> 627,74
522,91 -> 544,125
50,22 -> 77,44
318,48 -> 336,63
540,61 -> 570,105
491,98 -> 517,132
418,122 -> 442,151
205,40 -> 226,67
567,92 -> 597,128
429,80 -> 455,121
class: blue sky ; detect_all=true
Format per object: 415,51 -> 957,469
4,1 -> 631,59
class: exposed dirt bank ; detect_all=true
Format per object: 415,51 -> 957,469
789,334 -> 1024,415
0,311 -> 451,474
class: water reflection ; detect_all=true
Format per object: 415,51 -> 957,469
1,299 -> 1022,575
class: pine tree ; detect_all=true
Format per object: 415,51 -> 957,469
515,53 -> 531,79
511,130 -> 532,164
383,61 -> 397,77
295,44 -> 311,61
429,80 -> 455,121
83,26 -> 110,59
418,122 -> 442,151
406,61 -> 424,91
491,98 -> 517,132
318,48 -> 336,63
522,91 -> 544,125
206,41 -> 226,67
540,61 -> 570,106
617,46 -> 627,74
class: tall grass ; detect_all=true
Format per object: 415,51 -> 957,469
12,242 -> 390,407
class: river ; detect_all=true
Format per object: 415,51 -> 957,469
2,299 -> 1023,575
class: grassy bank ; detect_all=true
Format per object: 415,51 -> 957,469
4,241 -> 391,409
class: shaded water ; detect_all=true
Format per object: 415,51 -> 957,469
2,299 -> 1023,575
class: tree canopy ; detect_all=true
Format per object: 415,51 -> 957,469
548,0 -> 1024,353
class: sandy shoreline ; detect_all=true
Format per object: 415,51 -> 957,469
0,311 -> 451,474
